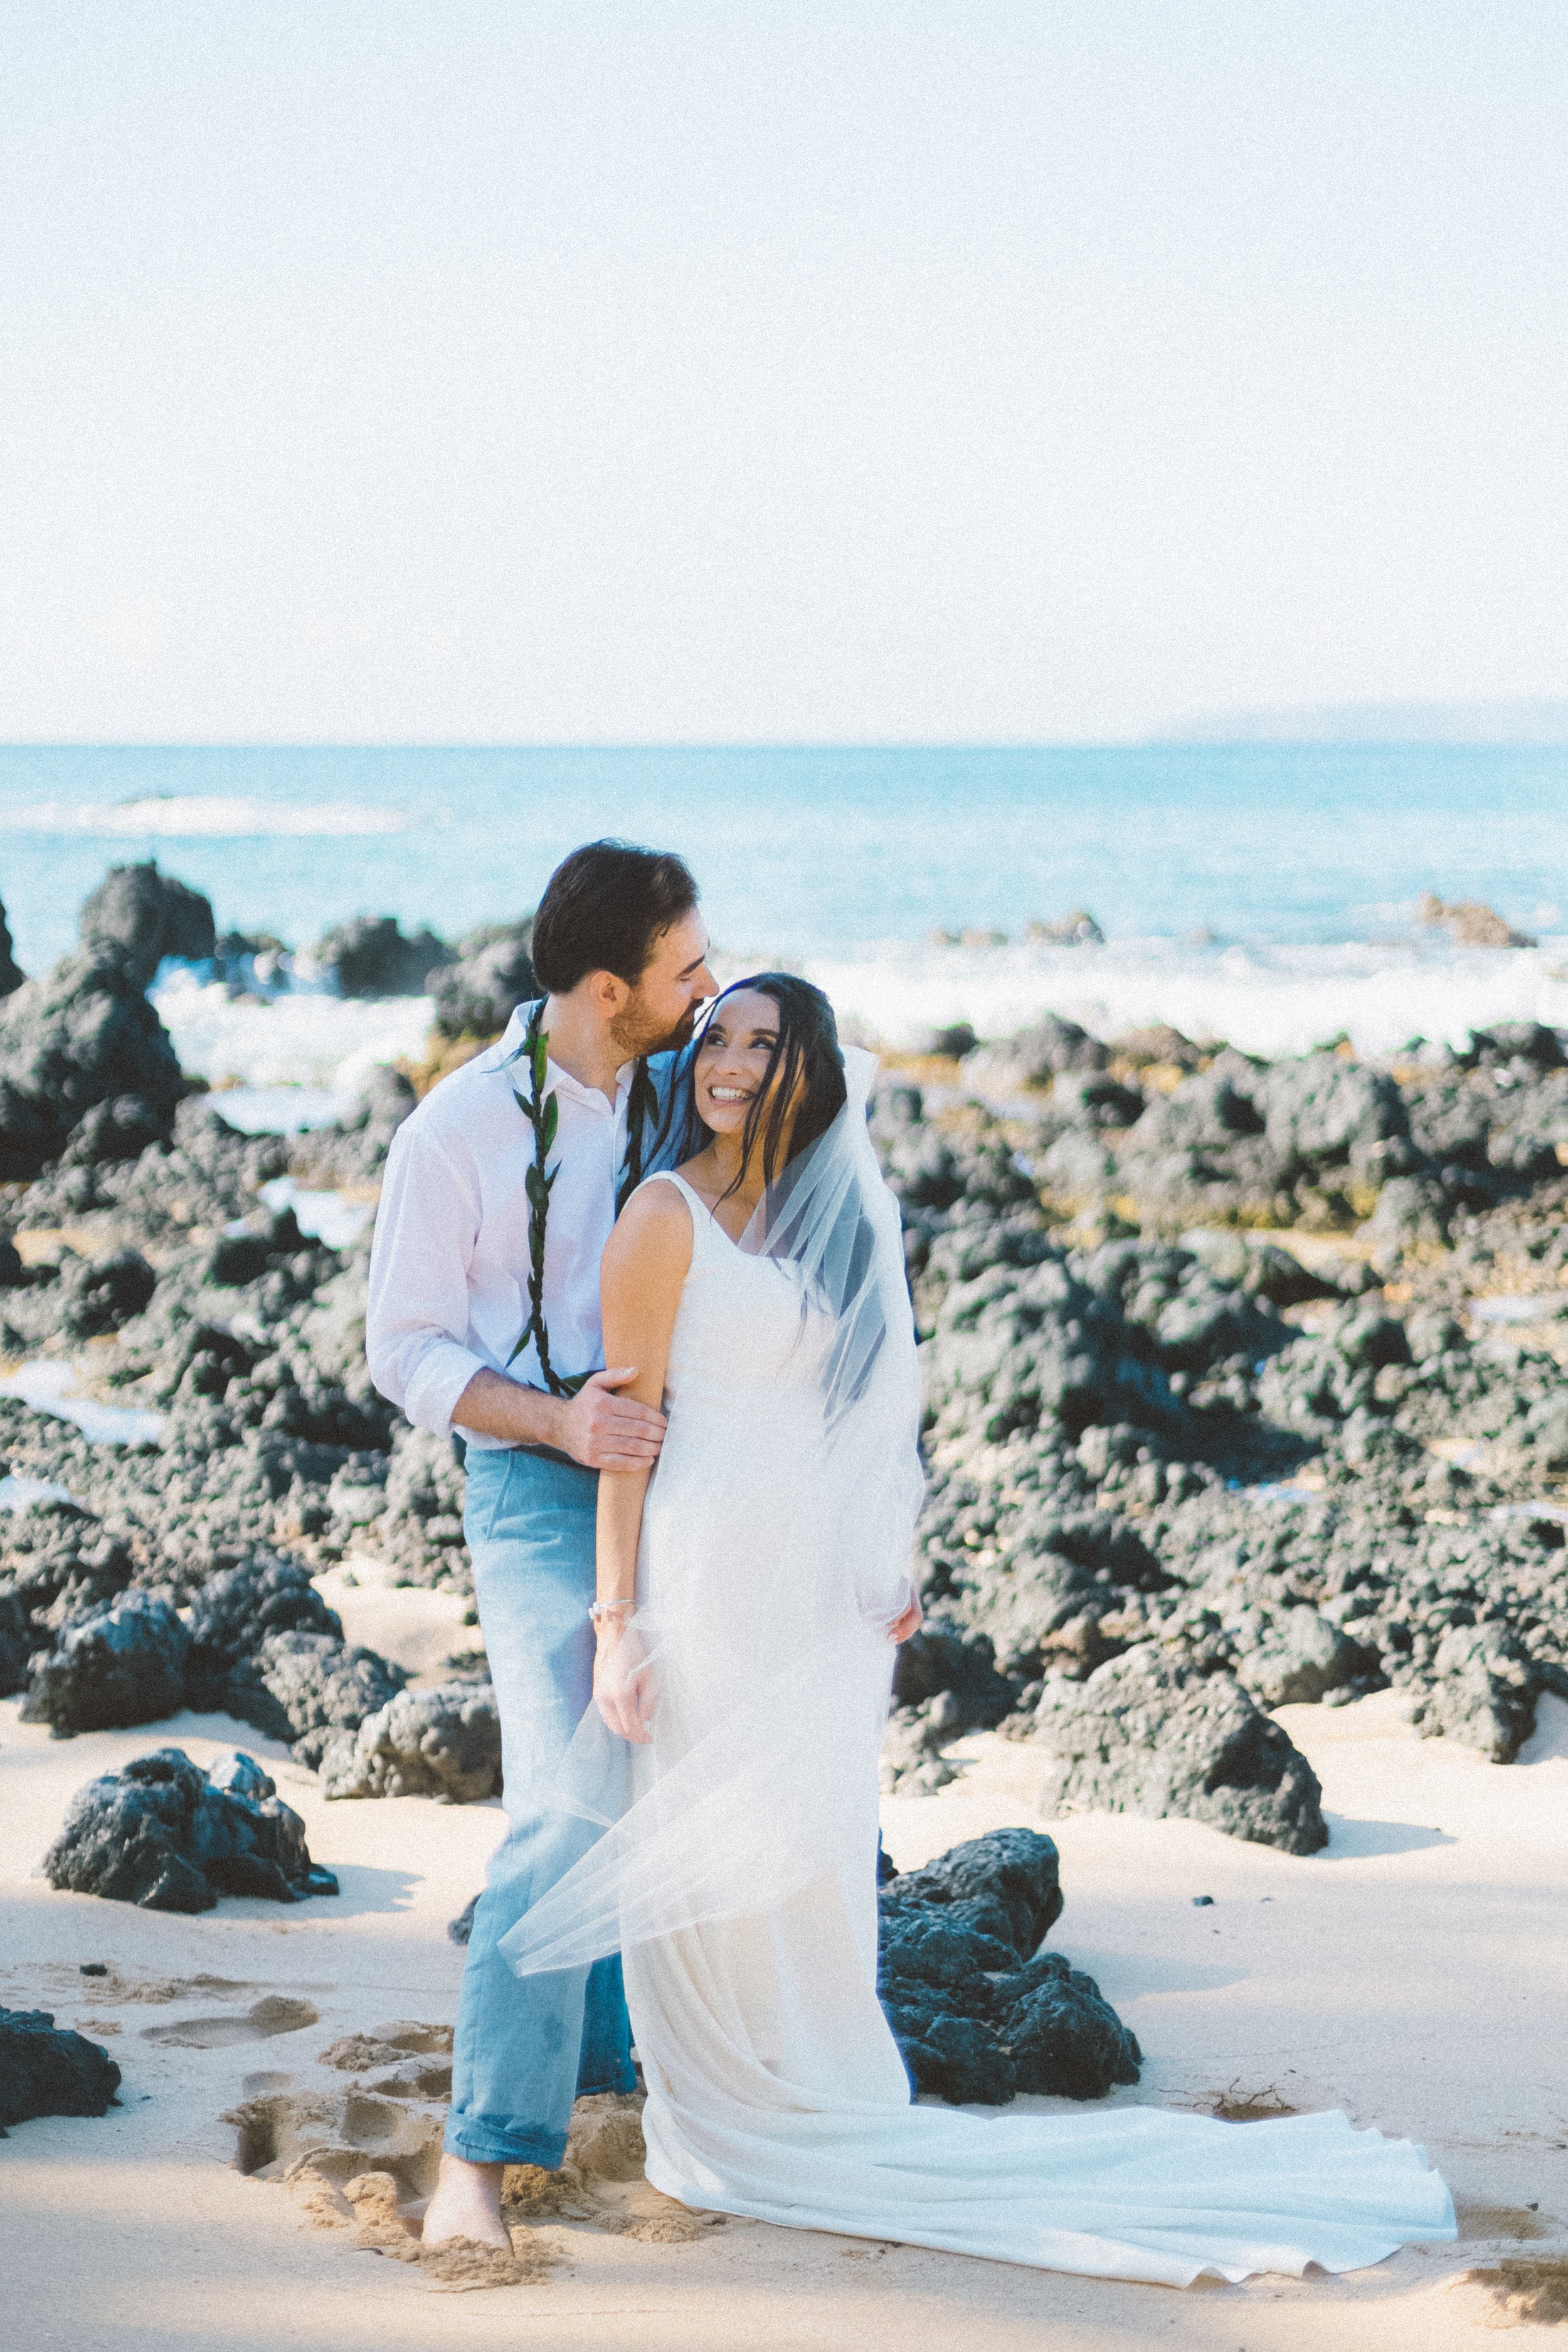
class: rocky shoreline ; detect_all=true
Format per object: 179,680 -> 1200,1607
4,873 -> 1568,2058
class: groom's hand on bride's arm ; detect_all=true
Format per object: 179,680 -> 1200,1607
450,1366 -> 665,1470
559,1367 -> 667,1472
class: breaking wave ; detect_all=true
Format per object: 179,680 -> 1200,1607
0,796 -> 420,837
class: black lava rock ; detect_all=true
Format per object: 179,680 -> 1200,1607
0,894 -> 23,997
78,862 -> 216,988
877,1827 -> 1141,2104
21,1592 -> 190,1737
57,1248 -> 157,1338
221,1629 -> 406,1764
0,2008 -> 121,2129
56,1093 -> 176,1171
289,1064 -> 416,1189
1004,1014 -> 1111,1083
432,921 -> 537,1040
312,916 -> 453,999
1,1507 -> 136,1641
183,1557 -> 344,1714
448,1892 -> 479,1946
43,1746 -> 339,1911
0,953 -> 188,1177
0,1581 -> 31,1695
1029,1645 -> 1328,1855
317,1682 -> 501,1802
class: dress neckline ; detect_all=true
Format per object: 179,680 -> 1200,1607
647,1168 -> 750,1252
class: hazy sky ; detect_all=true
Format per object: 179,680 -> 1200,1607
2,2 -> 1564,744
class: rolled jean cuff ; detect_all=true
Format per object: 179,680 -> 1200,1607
443,2055 -> 639,2168
443,2114 -> 569,2169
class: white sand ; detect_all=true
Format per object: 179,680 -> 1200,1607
3,1682 -> 1565,2351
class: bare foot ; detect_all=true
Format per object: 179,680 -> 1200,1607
421,2153 -> 510,2250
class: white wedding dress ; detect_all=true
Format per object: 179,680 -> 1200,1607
503,1081 -> 1455,2287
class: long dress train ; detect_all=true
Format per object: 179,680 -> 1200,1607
502,1106 -> 1455,2286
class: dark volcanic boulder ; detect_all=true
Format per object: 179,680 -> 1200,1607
1029,1645 -> 1328,1855
183,1557 -> 344,1714
1,1507 -> 136,1641
0,2008 -> 121,2129
1359,1173 -> 1451,1273
970,1013 -> 1110,1093
1116,1047 -> 1416,1226
222,1629 -> 406,1764
432,921 -> 537,1041
317,1682 -> 501,1802
889,1824 -> 1066,1950
57,1247 -> 157,1338
0,953 -> 187,1177
0,1581 -> 31,1695
448,1893 -> 479,1946
0,895 -> 23,997
56,1093 -> 174,1170
312,916 -> 453,998
43,1746 -> 339,1911
923,1251 -> 1181,1449
1409,1626 -> 1539,1763
21,1593 -> 190,1736
79,862 -> 216,988
290,1064 -> 416,1189
1231,1606 -> 1369,1709
1014,1014 -> 1109,1079
877,1828 -> 1141,2104
883,1615 -> 1020,1793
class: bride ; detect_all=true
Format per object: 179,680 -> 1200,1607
500,975 -> 1454,2285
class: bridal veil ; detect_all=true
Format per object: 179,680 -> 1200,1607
500,1043 -> 923,1978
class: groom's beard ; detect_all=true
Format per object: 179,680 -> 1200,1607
612,995 -> 704,1061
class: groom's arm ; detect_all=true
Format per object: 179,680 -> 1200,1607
450,1363 -> 666,1471
366,1115 -> 666,1471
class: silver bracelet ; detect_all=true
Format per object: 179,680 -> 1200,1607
589,1599 -> 636,1624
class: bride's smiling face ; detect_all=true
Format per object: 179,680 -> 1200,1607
694,988 -> 785,1137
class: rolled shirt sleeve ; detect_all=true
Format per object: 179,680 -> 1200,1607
365,1118 -> 491,1441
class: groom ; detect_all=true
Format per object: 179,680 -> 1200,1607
365,839 -> 716,2249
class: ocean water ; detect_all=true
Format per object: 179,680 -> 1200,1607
3,742 -> 1567,1075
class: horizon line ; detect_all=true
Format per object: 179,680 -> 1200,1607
3,736 -> 1568,756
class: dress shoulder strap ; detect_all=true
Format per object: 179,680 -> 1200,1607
637,1170 -> 721,1259
638,1168 -> 699,1209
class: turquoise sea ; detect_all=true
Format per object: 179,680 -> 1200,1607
0,743 -> 1565,974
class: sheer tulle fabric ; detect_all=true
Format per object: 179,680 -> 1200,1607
500,1047 -> 1455,2282
500,1046 -> 922,1969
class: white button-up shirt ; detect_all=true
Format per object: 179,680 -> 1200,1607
366,1004 -> 658,1449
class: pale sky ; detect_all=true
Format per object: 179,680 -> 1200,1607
1,1 -> 1564,745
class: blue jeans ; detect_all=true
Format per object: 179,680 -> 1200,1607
445,1447 -> 637,2167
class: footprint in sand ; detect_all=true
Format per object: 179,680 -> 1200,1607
224,2021 -> 725,2290
142,1995 -> 319,2048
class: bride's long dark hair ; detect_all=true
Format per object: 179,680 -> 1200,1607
655,973 -> 847,1201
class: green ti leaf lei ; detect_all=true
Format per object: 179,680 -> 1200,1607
506,1000 -> 658,1397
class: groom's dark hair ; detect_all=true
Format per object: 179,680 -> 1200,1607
531,840 -> 699,994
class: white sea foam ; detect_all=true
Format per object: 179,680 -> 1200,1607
151,972 -> 433,1095
799,935 -> 1568,1060
0,1471 -> 79,1511
0,795 -> 417,837
258,1176 -> 376,1249
146,934 -> 1568,1102
0,1359 -> 166,1446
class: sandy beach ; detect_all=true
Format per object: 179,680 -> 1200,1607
6,1656 -> 1565,2350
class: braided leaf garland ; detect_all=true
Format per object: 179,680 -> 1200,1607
507,1000 -> 653,1397
618,1056 -> 659,1215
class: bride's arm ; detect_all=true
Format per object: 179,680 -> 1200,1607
593,1183 -> 692,1742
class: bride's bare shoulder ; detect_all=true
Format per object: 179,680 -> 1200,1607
605,1173 -> 693,1275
